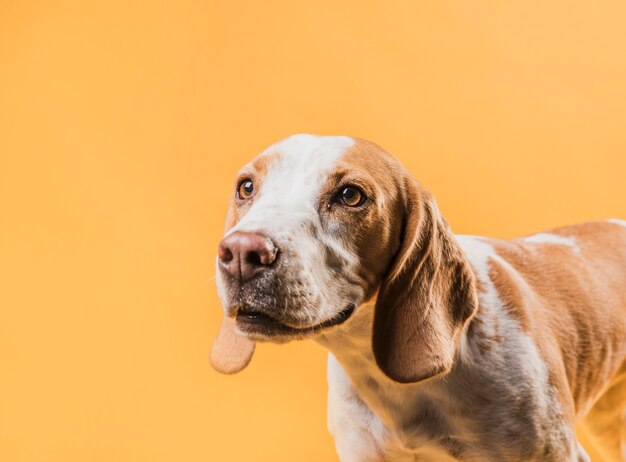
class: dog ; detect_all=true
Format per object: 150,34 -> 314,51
210,134 -> 626,461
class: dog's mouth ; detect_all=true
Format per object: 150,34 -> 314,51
235,304 -> 356,339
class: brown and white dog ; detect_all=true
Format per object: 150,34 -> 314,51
210,135 -> 626,462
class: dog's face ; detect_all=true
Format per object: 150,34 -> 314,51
212,134 -> 478,383
216,135 -> 404,342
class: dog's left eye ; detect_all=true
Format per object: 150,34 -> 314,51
337,186 -> 366,207
237,179 -> 254,200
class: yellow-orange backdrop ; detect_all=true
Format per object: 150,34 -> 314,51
1,1 -> 625,461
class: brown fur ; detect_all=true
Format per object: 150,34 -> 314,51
372,183 -> 479,383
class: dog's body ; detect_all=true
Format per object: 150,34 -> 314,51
321,225 -> 626,462
211,135 -> 626,461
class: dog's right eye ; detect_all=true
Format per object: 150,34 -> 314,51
337,186 -> 366,207
237,180 -> 254,200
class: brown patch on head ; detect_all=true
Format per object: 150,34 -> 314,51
329,139 -> 410,298
251,151 -> 276,178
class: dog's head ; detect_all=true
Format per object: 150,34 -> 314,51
211,135 -> 478,383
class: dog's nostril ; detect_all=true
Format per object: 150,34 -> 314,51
245,251 -> 262,266
219,246 -> 233,263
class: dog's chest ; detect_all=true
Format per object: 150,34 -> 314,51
328,390 -> 468,461
326,354 -> 471,462
326,349 -> 574,462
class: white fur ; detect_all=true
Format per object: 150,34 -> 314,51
327,353 -> 387,462
608,218 -> 626,228
522,232 -> 581,253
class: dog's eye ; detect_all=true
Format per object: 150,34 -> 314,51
338,186 -> 365,207
237,180 -> 254,200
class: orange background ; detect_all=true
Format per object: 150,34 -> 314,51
1,1 -> 625,461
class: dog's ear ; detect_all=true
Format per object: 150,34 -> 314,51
210,316 -> 255,374
372,178 -> 478,384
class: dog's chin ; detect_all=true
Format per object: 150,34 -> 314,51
233,304 -> 356,342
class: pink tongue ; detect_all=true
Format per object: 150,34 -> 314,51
210,317 -> 255,374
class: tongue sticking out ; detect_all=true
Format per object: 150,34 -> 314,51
210,317 -> 255,374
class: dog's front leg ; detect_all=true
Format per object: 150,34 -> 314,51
327,354 -> 390,462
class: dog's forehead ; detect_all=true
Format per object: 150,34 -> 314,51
228,135 -> 357,235
256,134 -> 355,185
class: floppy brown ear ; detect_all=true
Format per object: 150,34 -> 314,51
210,316 -> 255,375
372,178 -> 478,384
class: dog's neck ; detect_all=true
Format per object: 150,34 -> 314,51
316,302 -> 460,430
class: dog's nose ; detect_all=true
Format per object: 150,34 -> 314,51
218,231 -> 278,281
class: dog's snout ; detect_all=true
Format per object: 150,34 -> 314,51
218,231 -> 278,281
